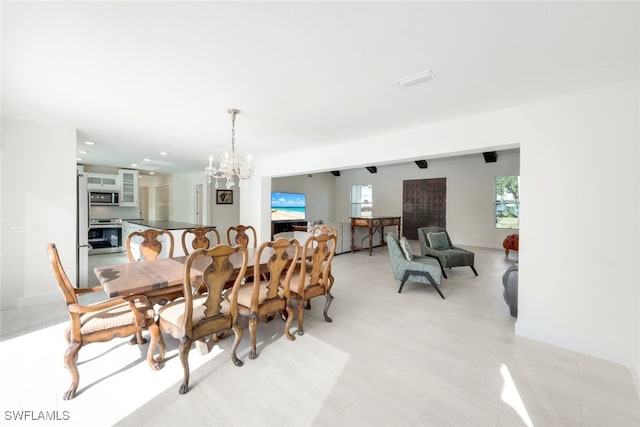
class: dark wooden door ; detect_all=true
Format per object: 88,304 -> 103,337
402,178 -> 446,239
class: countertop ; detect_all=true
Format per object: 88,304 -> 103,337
126,220 -> 215,230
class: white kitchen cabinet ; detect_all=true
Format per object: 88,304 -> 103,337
86,173 -> 120,191
118,169 -> 139,207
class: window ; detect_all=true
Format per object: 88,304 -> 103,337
351,184 -> 373,217
495,176 -> 519,229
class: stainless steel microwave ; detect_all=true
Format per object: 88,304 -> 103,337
90,191 -> 120,206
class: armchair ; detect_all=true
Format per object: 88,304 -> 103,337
48,243 -> 164,400
386,233 -> 444,298
417,227 -> 478,278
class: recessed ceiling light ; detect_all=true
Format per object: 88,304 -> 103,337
76,158 -> 83,161
159,152 -> 167,156
149,172 -> 155,175
395,69 -> 433,87
144,158 -> 151,162
84,141 -> 95,145
131,163 -> 137,167
78,150 -> 87,154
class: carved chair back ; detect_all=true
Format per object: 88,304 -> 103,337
181,227 -> 220,254
226,224 -> 257,248
126,229 -> 174,262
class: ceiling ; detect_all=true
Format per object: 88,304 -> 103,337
2,2 -> 638,174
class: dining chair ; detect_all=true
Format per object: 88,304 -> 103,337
48,243 -> 164,400
289,231 -> 337,335
181,227 -> 220,254
157,244 -> 248,394
126,229 -> 174,263
302,224 -> 338,308
226,224 -> 257,248
235,237 -> 300,360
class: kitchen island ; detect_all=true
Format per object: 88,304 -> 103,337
124,220 -> 218,258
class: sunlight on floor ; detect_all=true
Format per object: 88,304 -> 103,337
0,322 -> 225,426
501,364 -> 534,427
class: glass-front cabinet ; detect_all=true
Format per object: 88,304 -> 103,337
118,169 -> 139,207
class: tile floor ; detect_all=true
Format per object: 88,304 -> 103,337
1,243 -> 639,426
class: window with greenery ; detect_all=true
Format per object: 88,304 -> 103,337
351,184 -> 373,217
495,176 -> 519,229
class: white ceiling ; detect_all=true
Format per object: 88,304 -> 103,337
2,2 -> 638,174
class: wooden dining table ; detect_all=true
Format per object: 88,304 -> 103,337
94,247 -> 294,299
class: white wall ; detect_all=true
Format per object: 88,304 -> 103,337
251,79 -> 639,385
169,171 -> 208,224
207,183 -> 241,243
516,80 -> 639,379
1,118 -> 76,309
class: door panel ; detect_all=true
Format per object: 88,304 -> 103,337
402,178 -> 446,239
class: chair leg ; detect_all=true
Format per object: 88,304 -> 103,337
248,311 -> 258,360
323,292 -> 334,323
399,270 -> 412,293
63,341 -> 81,400
178,337 -> 191,394
146,323 -> 165,370
402,270 -> 445,299
470,265 -> 478,276
283,304 -> 296,342
296,296 -> 305,336
230,322 -> 244,367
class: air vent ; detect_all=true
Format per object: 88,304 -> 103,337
366,166 -> 377,174
395,69 -> 433,87
415,160 -> 428,169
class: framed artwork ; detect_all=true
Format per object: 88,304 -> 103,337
216,189 -> 233,204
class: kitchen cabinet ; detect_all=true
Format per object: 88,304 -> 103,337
118,169 -> 139,207
86,173 -> 120,191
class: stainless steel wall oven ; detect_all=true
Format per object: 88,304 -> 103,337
88,219 -> 123,254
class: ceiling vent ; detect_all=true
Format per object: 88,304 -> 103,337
366,166 -> 377,174
395,69 -> 433,87
482,151 -> 498,163
415,160 -> 428,169
330,170 -> 340,177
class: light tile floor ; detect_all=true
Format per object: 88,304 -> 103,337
1,244 -> 638,426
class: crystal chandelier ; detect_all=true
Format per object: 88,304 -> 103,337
205,108 -> 254,189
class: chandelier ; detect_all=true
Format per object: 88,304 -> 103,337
205,108 -> 254,189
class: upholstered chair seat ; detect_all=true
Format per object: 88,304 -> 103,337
79,300 -> 154,334
158,294 -> 231,332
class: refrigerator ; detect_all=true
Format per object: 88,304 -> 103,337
77,174 -> 90,288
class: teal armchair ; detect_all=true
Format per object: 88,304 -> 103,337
417,227 -> 478,278
386,233 -> 444,298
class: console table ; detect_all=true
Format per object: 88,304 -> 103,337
350,216 -> 401,256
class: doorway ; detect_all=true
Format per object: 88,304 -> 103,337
156,186 -> 169,221
402,178 -> 447,239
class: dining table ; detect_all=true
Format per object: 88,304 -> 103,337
94,246 -> 297,299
